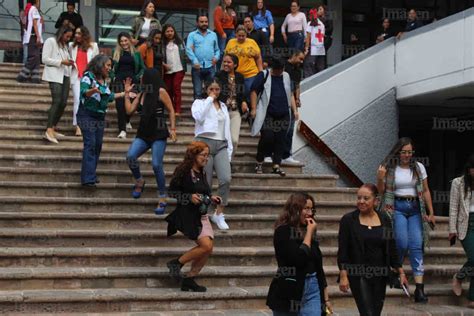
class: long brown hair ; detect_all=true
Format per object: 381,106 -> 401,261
172,141 -> 210,183
381,137 -> 419,180
73,26 -> 93,51
275,193 -> 315,229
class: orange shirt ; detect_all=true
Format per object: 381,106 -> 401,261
214,6 -> 236,36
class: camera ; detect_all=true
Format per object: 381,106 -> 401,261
199,194 -> 212,215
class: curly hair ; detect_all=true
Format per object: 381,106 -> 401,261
84,54 -> 112,80
275,193 -> 315,229
73,26 -> 93,51
172,141 -> 210,183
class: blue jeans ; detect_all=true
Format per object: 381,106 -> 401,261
217,29 -> 235,69
287,32 -> 305,53
283,111 -> 295,159
77,107 -> 105,184
273,273 -> 321,316
126,137 -> 167,196
244,75 -> 257,102
191,67 -> 216,99
394,199 -> 424,276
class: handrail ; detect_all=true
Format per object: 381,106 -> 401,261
297,121 -> 363,187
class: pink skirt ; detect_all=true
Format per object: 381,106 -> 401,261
198,215 -> 214,240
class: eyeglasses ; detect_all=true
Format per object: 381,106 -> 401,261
400,150 -> 415,155
198,153 -> 209,158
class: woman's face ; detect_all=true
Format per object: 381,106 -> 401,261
145,2 -> 155,16
206,82 -> 221,97
357,187 -> 377,213
61,31 -> 73,44
164,27 -> 175,40
383,19 -> 390,29
290,2 -> 299,13
74,28 -> 83,43
224,0 -> 232,6
102,59 -> 112,78
119,36 -> 131,51
299,199 -> 314,226
195,147 -> 210,168
317,6 -> 325,17
153,33 -> 162,45
236,30 -> 246,43
222,55 -> 236,72
257,0 -> 263,10
399,144 -> 414,165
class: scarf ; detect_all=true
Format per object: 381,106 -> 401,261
379,164 -> 430,248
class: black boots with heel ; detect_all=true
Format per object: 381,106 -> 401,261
414,283 -> 428,303
181,277 -> 207,292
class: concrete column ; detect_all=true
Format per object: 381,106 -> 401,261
79,0 -> 97,41
208,0 -> 219,30
327,0 -> 342,66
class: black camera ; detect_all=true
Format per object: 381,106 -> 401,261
199,194 -> 212,215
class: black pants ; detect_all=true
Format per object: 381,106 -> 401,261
303,55 -> 326,79
112,80 -> 131,132
256,114 -> 290,165
348,276 -> 387,316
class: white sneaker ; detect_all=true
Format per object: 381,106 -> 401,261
210,212 -> 229,230
126,122 -> 133,131
264,157 -> 272,163
282,156 -> 300,165
117,131 -> 127,139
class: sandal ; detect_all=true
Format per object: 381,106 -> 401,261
155,195 -> 168,215
132,180 -> 146,199
272,166 -> 286,177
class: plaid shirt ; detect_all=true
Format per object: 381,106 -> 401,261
449,176 -> 473,240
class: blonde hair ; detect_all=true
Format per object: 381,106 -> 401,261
113,32 -> 136,62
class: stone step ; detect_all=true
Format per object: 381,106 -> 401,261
0,246 -> 464,268
0,212 -> 450,231
0,284 -> 464,313
0,167 -> 335,187
0,196 -> 355,215
0,182 -> 356,202
0,228 -> 457,249
0,137 -> 260,154
0,155 -> 303,174
0,264 -> 462,291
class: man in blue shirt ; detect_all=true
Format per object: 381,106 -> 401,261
186,14 -> 220,99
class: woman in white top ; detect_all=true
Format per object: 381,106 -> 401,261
191,80 -> 232,230
69,26 -> 99,136
131,0 -> 162,46
162,24 -> 186,116
281,0 -> 307,52
42,26 -> 74,144
449,154 -> 474,306
377,137 -> 435,303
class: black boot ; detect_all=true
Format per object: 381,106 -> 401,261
166,258 -> 183,282
414,283 -> 428,303
181,277 -> 207,292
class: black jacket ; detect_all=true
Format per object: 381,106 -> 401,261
266,224 -> 328,314
55,11 -> 83,29
165,170 -> 211,240
247,29 -> 270,63
215,70 -> 246,114
405,19 -> 424,32
337,209 -> 401,276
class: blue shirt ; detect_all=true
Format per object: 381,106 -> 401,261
252,71 -> 289,117
252,10 -> 274,32
186,29 -> 220,69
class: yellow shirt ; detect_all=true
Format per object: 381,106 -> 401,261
225,38 -> 261,78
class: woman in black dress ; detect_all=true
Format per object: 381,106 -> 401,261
165,141 -> 223,292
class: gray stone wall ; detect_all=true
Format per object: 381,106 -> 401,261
294,89 -> 399,185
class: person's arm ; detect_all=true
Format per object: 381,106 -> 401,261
267,11 -> 275,42
191,97 -> 214,124
290,93 -> 298,121
134,52 -> 146,81
281,14 -> 289,43
160,88 -> 177,141
124,92 -> 141,115
214,7 -> 225,37
185,33 -> 199,67
213,33 -> 220,63
376,165 -> 387,194
254,52 -> 263,72
422,177 -> 435,219
274,226 -> 313,269
305,28 -> 311,55
449,178 -> 460,237
302,12 -> 308,34
42,39 -> 67,67
295,83 -> 301,106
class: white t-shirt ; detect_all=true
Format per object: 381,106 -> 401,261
201,107 -> 226,141
140,18 -> 152,38
307,20 -> 325,56
394,162 -> 428,197
165,42 -> 183,74
23,6 -> 43,44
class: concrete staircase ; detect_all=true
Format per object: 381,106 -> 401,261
0,62 -> 468,314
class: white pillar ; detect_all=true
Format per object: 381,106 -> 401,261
79,0 -> 97,41
327,0 -> 342,66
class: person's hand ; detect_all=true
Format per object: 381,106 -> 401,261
325,301 -> 333,314
211,57 -> 217,66
131,38 -> 139,46
377,165 -> 387,181
250,109 -> 256,119
305,217 -> 317,234
86,87 -> 100,97
123,77 -> 135,94
211,196 -> 222,204
449,233 -> 457,241
400,273 -> 409,290
69,22 -> 76,29
193,63 -> 201,70
296,99 -> 301,107
269,35 -> 274,44
222,33 -> 227,39
61,59 -> 74,66
396,32 -> 403,40
163,63 -> 171,71
424,214 -> 436,225
282,33 -> 287,44
169,129 -> 177,142
191,194 -> 202,205
263,62 -> 268,69
304,47 -> 309,56
36,38 -> 42,48
339,274 -> 350,293
208,91 -> 218,101
241,102 -> 249,113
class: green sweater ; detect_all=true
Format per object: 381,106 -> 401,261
80,71 -> 115,116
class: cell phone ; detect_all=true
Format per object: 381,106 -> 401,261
402,283 -> 410,298
428,221 -> 435,230
450,236 -> 456,246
